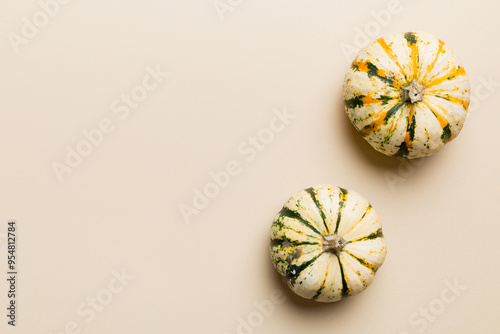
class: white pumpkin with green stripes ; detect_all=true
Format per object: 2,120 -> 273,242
343,31 -> 470,159
270,184 -> 387,302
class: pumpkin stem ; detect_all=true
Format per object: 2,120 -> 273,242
322,234 -> 346,255
402,79 -> 425,103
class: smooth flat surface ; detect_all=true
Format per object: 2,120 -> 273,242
0,1 -> 499,333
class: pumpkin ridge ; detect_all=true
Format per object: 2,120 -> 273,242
286,253 -> 323,284
422,100 -> 451,130
279,207 -> 322,236
352,60 -> 395,87
312,262 -> 330,300
426,66 -> 466,87
383,101 -> 405,123
432,94 -> 470,110
334,188 -> 349,234
421,39 -> 445,82
359,103 -> 404,136
426,86 -> 462,93
366,62 -> 394,86
425,99 -> 459,122
345,93 -> 393,109
385,109 -> 407,144
305,187 -> 330,234
360,101 -> 405,136
340,204 -> 373,238
337,256 -> 350,298
404,32 -> 420,80
404,104 -> 416,148
272,215 -> 317,240
270,238 -> 318,248
376,37 -> 407,79
344,250 -> 377,272
347,228 -> 384,244
353,98 -> 398,124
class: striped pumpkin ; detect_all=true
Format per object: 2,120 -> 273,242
270,185 -> 387,302
343,31 -> 470,159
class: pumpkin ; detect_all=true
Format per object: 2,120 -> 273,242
343,31 -> 470,159
269,184 -> 387,302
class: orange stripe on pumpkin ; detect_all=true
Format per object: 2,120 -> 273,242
404,104 -> 415,148
352,59 -> 402,89
352,60 -> 369,72
352,60 -> 388,78
407,37 -> 420,80
360,101 -> 401,136
421,40 -> 445,83
432,94 -> 470,110
359,93 -> 391,106
360,114 -> 386,136
425,98 -> 459,122
376,38 -> 407,78
423,101 -> 449,129
426,87 -> 462,93
426,66 -> 466,88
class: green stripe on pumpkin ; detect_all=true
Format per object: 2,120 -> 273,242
270,238 -> 318,248
404,32 -> 417,45
393,141 -> 409,158
379,95 -> 393,105
337,256 -> 350,298
311,266 -> 329,301
441,124 -> 451,143
345,250 -> 377,272
271,217 -> 314,239
279,207 -> 322,236
334,188 -> 349,234
345,95 -> 365,109
383,102 -> 405,124
359,101 -> 405,137
305,187 -> 330,234
286,253 -> 322,284
366,62 -> 394,85
408,111 -> 417,141
347,228 -> 384,244
424,103 -> 452,144
360,204 -> 372,221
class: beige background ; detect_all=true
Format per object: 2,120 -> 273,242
1,0 -> 499,333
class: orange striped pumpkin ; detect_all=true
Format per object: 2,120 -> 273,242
343,31 -> 470,159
